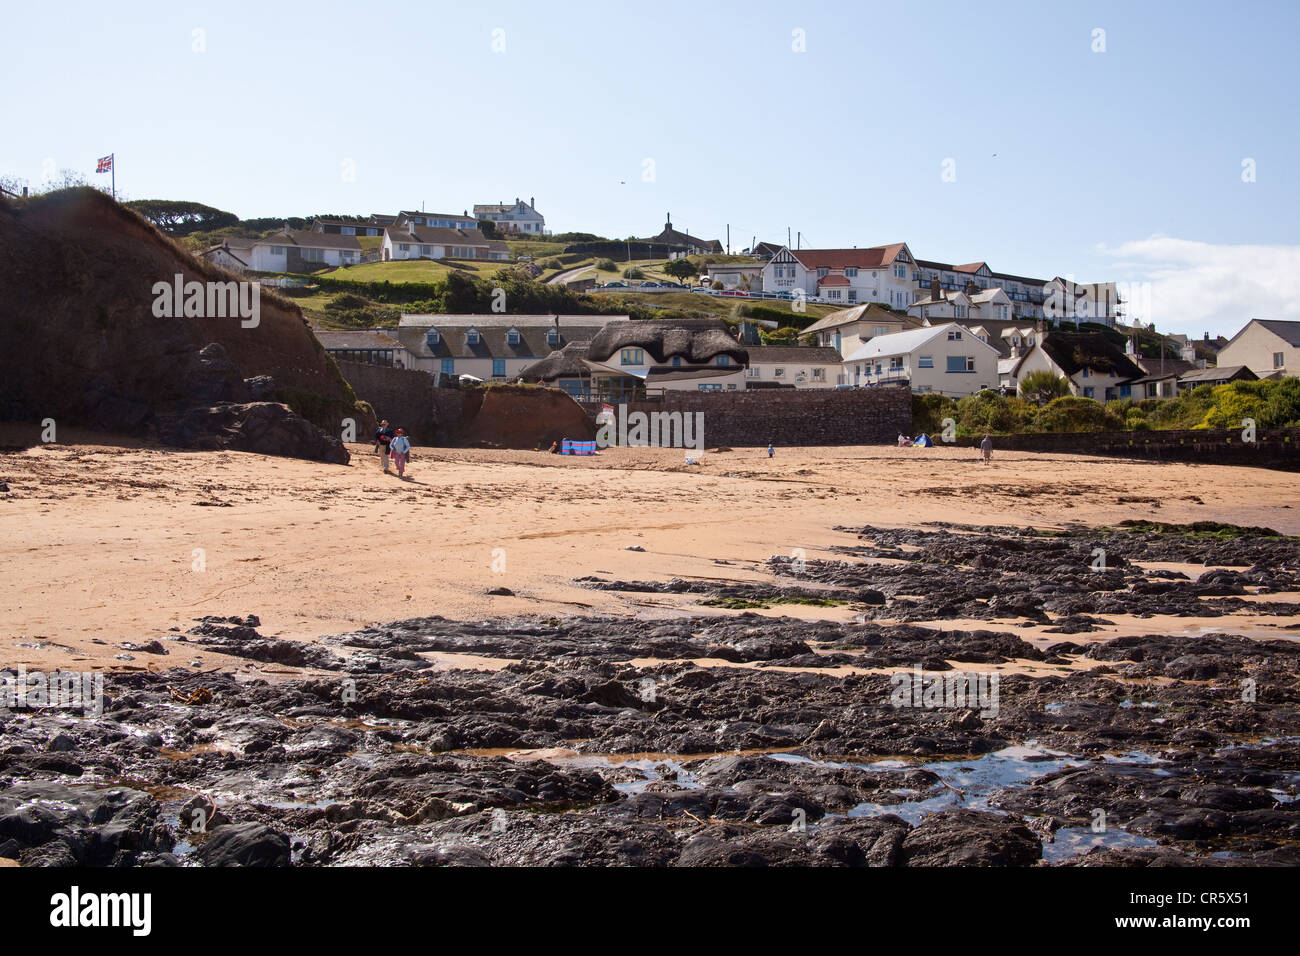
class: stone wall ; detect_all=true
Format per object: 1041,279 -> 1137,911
336,361 -> 449,444
625,385 -> 911,447
980,426 -> 1300,471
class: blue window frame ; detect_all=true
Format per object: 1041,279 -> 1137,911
716,355 -> 731,366
1119,384 -> 1131,397
440,358 -> 454,375
1083,386 -> 1095,398
918,355 -> 934,368
493,359 -> 506,376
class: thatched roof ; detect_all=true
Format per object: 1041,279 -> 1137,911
518,341 -> 591,381
585,318 -> 747,365
1036,331 -> 1144,379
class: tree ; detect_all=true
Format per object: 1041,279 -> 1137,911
125,199 -> 240,235
663,258 -> 698,284
1019,370 -> 1071,405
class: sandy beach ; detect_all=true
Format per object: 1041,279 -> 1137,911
3,429 -> 1298,674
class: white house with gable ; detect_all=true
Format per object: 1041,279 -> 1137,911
841,323 -> 1000,396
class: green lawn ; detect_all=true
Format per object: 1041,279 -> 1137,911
322,259 -> 507,284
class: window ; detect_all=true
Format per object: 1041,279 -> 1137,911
300,247 -> 324,262
946,355 -> 973,373
419,245 -> 432,257
399,244 -> 410,252
425,329 -> 440,345
947,330 -> 962,340
889,357 -> 904,370
918,355 -> 934,368
270,246 -> 285,255
467,328 -> 481,344
773,368 -> 785,378
1083,386 -> 1095,398
847,290 -> 857,303
547,328 -> 559,346
1119,384 -> 1132,397
872,326 -> 888,336
746,367 -> 760,377
1275,352 -> 1286,368
671,356 -> 682,367
716,355 -> 731,366
441,358 -> 454,375
1081,367 -> 1091,378
817,268 -> 829,277
493,359 -> 506,376
966,357 -> 976,371
828,289 -> 842,300
845,268 -> 858,278
507,329 -> 521,345
620,348 -> 644,365
954,306 -> 966,319
894,264 -> 906,278
812,368 -> 825,381
698,384 -> 722,391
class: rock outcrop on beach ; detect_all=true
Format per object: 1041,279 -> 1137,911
454,385 -> 597,449
0,188 -> 358,462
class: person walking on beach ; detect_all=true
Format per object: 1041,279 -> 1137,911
980,433 -> 993,464
375,420 -> 395,473
767,441 -> 775,459
389,428 -> 411,478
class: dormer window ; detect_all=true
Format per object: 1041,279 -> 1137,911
547,328 -> 559,346
425,328 -> 440,345
716,355 -> 731,367
466,328 -> 481,345
672,356 -> 682,367
506,328 -> 521,345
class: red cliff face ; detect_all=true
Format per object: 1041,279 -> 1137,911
0,189 -> 360,462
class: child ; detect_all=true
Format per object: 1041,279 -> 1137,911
389,428 -> 412,478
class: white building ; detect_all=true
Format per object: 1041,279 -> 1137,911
744,346 -> 844,388
1216,319 -> 1300,379
841,323 -> 1000,396
248,230 -> 362,272
473,197 -> 546,235
380,223 -> 510,262
394,314 -> 620,380
761,243 -> 920,308
801,304 -> 917,363
1008,331 -> 1146,401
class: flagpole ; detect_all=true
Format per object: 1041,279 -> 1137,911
111,153 -> 115,201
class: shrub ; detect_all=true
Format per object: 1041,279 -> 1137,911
711,280 -> 724,290
541,258 -> 562,269
595,258 -> 617,271
1199,384 -> 1268,429
1032,396 -> 1124,432
622,266 -> 645,279
1018,369 -> 1070,405
955,391 -> 1035,435
912,393 -> 957,435
324,292 -> 369,311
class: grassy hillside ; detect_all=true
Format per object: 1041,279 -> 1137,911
321,258 -> 506,284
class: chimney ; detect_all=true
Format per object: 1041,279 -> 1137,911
530,196 -> 535,210
282,221 -> 290,233
930,276 -> 940,301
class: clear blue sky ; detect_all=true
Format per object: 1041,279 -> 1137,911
5,0 -> 1297,335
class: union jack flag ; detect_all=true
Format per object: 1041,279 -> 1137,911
96,155 -> 113,173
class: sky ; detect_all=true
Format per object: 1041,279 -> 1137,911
5,0 -> 1298,336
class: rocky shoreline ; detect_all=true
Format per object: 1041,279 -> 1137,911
2,521 -> 1297,867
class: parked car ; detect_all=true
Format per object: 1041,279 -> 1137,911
691,287 -> 713,294
639,281 -> 662,288
603,280 -> 628,288
720,289 -> 750,297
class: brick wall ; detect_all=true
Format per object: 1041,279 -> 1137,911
626,385 -> 911,447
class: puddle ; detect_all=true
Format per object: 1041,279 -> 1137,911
1041,826 -> 1160,862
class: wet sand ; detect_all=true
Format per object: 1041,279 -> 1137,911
2,428 -> 1299,674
